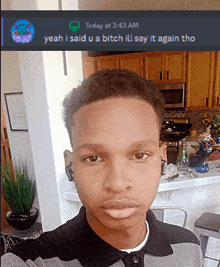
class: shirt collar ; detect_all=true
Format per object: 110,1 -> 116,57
120,220 -> 149,253
67,206 -> 173,267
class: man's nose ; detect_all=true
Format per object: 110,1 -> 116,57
103,160 -> 132,193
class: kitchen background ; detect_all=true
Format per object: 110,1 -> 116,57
82,51 -> 220,137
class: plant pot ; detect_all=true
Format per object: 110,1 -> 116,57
6,207 -> 38,231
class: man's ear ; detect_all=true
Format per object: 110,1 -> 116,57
64,150 -> 74,181
64,150 -> 72,165
159,141 -> 167,161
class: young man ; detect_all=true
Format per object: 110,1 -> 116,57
2,69 -> 203,266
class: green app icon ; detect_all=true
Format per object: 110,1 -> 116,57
69,21 -> 80,31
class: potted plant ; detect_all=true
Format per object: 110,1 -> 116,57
1,163 -> 38,230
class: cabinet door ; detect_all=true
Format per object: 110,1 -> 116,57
95,55 -> 119,70
144,52 -> 186,83
144,53 -> 164,83
119,53 -> 144,77
186,51 -> 215,110
165,52 -> 186,83
213,51 -> 220,109
82,57 -> 96,79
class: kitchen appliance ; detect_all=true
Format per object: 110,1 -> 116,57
160,118 -> 192,164
160,83 -> 186,109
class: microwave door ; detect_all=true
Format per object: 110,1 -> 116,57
161,88 -> 185,108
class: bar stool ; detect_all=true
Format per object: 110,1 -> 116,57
193,212 -> 220,260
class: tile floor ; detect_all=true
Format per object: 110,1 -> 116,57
203,237 -> 220,267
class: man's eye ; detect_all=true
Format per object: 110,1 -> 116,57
84,155 -> 103,163
131,152 -> 149,160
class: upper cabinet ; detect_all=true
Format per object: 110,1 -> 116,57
186,51 -> 215,110
95,53 -> 144,77
144,52 -> 163,82
212,51 -> 220,109
88,51 -> 186,83
119,53 -> 144,77
82,57 -> 96,79
144,51 -> 187,84
95,55 -> 119,71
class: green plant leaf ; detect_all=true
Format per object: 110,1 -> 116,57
1,163 -> 36,215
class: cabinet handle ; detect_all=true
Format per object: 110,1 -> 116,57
217,97 -> 219,106
206,97 -> 209,106
167,71 -> 169,80
160,71 -> 162,80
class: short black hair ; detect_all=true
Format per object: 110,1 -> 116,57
62,69 -> 165,146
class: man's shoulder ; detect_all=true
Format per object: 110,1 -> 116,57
144,214 -> 203,266
147,209 -> 200,246
158,220 -> 200,245
8,209 -> 86,262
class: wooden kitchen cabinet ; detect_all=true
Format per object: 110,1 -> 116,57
82,57 -> 96,79
95,53 -> 144,77
95,55 -> 119,71
212,51 -> 220,109
144,52 -> 164,82
83,51 -> 186,83
165,52 -> 187,83
119,53 -> 144,77
186,51 -> 215,110
144,51 -> 186,83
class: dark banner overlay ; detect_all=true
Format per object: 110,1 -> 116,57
1,11 -> 220,51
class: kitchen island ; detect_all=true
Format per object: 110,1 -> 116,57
159,167 -> 220,192
153,167 -> 220,230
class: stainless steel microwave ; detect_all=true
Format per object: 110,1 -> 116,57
160,83 -> 185,109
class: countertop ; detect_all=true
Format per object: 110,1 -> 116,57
159,167 -> 220,192
64,165 -> 220,202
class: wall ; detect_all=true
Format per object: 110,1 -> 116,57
1,51 -> 41,223
2,50 -> 84,231
78,0 -> 220,10
17,51 -> 83,231
2,0 -> 220,11
1,0 -> 83,232
165,110 -> 218,135
1,0 -> 36,10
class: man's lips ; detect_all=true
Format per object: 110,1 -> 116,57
101,199 -> 139,209
101,200 -> 139,219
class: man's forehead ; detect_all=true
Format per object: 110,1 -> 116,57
72,97 -> 159,122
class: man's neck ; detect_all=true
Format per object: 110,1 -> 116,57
86,212 -> 147,250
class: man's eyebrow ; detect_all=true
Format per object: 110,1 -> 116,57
128,140 -> 157,149
76,140 -> 157,151
76,143 -> 105,151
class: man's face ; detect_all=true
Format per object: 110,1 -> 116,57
68,97 -> 166,231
